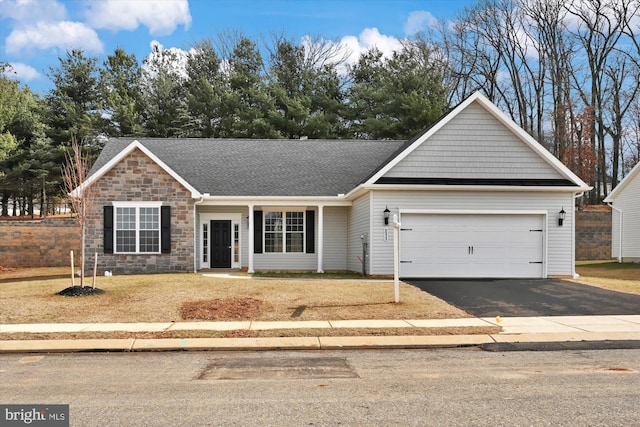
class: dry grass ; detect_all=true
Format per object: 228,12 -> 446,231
575,262 -> 640,295
0,268 -> 469,324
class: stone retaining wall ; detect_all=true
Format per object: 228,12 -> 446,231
575,208 -> 611,261
0,218 -> 81,267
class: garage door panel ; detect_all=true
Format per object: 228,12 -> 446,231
400,214 -> 544,278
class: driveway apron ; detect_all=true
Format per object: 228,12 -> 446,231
404,278 -> 640,317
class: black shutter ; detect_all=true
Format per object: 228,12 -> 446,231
306,210 -> 315,254
161,206 -> 171,254
254,210 -> 263,254
104,206 -> 114,254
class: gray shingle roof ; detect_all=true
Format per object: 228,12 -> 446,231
90,138 -> 407,197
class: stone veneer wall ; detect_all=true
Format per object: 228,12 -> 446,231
0,218 -> 81,267
85,148 -> 195,274
575,208 -> 612,261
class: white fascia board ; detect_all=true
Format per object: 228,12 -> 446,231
199,196 -> 352,207
365,91 -> 590,190
81,140 -> 201,199
360,184 -> 591,193
604,161 -> 640,202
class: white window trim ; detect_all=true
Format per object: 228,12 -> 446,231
263,210 -> 305,254
112,202 -> 163,254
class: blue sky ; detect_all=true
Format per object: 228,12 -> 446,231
1,0 -> 475,94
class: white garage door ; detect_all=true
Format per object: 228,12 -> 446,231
399,214 -> 545,278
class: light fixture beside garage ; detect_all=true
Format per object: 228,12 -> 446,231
558,208 -> 566,226
383,206 -> 391,225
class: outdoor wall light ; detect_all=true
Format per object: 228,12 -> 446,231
383,206 -> 391,226
558,207 -> 566,226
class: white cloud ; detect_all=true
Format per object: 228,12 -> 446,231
85,0 -> 191,36
299,28 -> 404,76
5,21 -> 103,55
0,0 -> 67,24
404,10 -> 438,35
330,28 -> 403,74
3,62 -> 42,81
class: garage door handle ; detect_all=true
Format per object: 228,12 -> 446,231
468,246 -> 474,255
400,261 -> 412,263
529,261 -> 543,264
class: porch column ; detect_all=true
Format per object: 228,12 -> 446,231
248,204 -> 254,273
317,204 -> 324,273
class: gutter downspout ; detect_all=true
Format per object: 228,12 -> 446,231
607,202 -> 623,263
572,192 -> 588,279
193,195 -> 206,273
572,193 -> 579,279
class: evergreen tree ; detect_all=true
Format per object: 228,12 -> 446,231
221,37 -> 278,138
347,44 -> 447,140
141,44 -> 191,137
45,49 -> 105,154
100,48 -> 144,137
267,37 -> 347,139
185,40 -> 225,137
0,66 -> 55,216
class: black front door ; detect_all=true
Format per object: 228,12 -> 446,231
211,220 -> 231,268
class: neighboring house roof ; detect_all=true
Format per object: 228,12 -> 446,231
604,161 -> 640,202
89,138 -> 406,197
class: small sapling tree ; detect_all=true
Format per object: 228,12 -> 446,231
62,136 -> 94,288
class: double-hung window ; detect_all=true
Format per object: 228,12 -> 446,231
114,203 -> 161,253
264,211 -> 304,253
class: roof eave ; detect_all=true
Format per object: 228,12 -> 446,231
362,184 -> 592,193
199,195 -> 352,206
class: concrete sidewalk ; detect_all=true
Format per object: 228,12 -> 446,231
1,315 -> 640,353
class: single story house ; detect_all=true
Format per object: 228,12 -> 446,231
82,92 -> 590,277
604,161 -> 640,262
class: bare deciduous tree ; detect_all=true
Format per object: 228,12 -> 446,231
62,136 -> 94,288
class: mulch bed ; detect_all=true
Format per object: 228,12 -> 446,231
57,286 -> 105,297
180,297 -> 263,320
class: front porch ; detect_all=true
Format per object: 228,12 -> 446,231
194,202 -> 350,274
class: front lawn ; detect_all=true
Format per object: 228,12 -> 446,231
575,261 -> 640,295
0,268 -> 469,324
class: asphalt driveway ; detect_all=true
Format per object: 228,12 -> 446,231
405,278 -> 640,317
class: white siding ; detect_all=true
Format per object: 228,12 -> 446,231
253,253 -> 317,271
611,171 -> 640,260
370,190 -> 575,277
384,102 -> 565,180
323,206 -> 348,271
347,194 -> 371,273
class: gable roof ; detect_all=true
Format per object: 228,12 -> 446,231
89,138 -> 406,198
87,92 -> 591,200
604,161 -> 640,202
364,92 -> 591,191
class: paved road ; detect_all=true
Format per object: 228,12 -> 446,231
2,349 -> 639,426
405,278 -> 640,317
